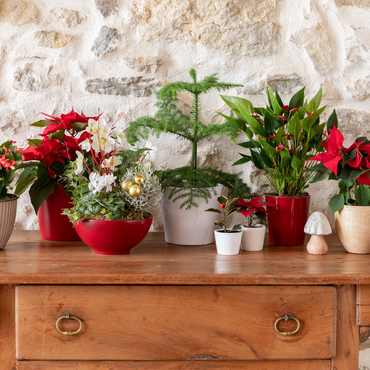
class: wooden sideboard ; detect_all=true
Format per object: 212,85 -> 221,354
2,231 -> 370,370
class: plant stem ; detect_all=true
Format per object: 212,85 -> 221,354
191,88 -> 199,170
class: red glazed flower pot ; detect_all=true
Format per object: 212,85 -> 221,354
38,184 -> 80,241
74,216 -> 153,255
265,195 -> 310,246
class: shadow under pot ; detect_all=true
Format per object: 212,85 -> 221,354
265,195 -> 310,246
0,194 -> 18,250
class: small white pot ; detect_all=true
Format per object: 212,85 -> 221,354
214,229 -> 242,255
241,225 -> 266,252
162,185 -> 223,245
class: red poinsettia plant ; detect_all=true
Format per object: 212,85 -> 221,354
308,112 -> 370,213
235,196 -> 275,227
15,109 -> 101,213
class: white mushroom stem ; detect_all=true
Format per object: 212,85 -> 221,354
306,235 -> 328,255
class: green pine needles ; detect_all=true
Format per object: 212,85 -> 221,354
127,69 -> 253,209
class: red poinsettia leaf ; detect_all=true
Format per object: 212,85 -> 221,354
357,172 -> 370,185
240,209 -> 254,219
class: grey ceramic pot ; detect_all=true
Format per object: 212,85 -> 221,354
0,194 -> 18,250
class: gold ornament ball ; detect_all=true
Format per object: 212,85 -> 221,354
129,184 -> 141,197
121,179 -> 133,192
134,174 -> 145,185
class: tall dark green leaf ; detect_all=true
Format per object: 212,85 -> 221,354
29,180 -> 58,214
288,87 -> 305,111
327,109 -> 338,131
328,194 -> 345,214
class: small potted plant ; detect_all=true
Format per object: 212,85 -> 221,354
62,118 -> 161,255
221,86 -> 331,245
235,196 -> 275,251
127,68 -> 252,246
15,109 -> 101,241
0,140 -> 22,249
308,116 -> 370,254
205,195 -> 242,255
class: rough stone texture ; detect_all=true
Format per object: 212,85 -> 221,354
347,77 -> 370,100
13,63 -> 60,91
238,73 -> 303,95
0,109 -> 22,139
0,1 -> 38,25
345,39 -> 370,67
336,109 -> 370,144
124,57 -> 164,73
95,0 -> 118,18
130,0 -> 278,56
334,0 -> 370,8
34,31 -> 72,49
91,26 -> 122,57
85,77 -> 160,97
52,8 -> 85,27
292,23 -> 333,76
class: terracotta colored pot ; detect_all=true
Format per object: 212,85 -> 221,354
266,195 -> 310,246
74,216 -> 153,255
162,185 -> 223,245
38,184 -> 80,241
0,194 -> 18,250
335,205 -> 370,254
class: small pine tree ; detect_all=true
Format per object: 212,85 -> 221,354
127,69 -> 253,209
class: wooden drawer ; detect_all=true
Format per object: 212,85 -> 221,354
16,285 -> 336,361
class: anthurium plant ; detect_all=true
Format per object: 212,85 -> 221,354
308,116 -> 370,213
15,109 -> 102,213
0,141 -> 22,200
235,196 -> 275,227
221,87 -> 334,196
205,195 -> 242,233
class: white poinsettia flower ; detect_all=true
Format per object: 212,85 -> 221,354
87,119 -> 110,137
91,134 -> 115,153
75,151 -> 84,174
112,128 -> 124,145
88,172 -> 117,193
80,138 -> 91,152
103,156 -> 122,170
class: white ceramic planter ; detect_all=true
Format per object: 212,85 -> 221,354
241,225 -> 266,252
0,194 -> 18,250
214,229 -> 242,255
162,185 -> 223,245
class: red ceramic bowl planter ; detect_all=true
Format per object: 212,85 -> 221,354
74,216 -> 153,255
266,195 -> 310,246
38,184 -> 80,241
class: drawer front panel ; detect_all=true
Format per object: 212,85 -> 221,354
18,360 -> 331,370
16,285 -> 336,361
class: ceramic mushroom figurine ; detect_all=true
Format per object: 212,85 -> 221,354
304,211 -> 332,255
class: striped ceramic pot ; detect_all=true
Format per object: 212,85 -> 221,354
0,194 -> 18,250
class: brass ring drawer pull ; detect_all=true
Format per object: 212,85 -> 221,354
55,314 -> 82,336
274,314 -> 300,336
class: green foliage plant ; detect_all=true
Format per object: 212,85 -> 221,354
221,86 -> 332,197
205,195 -> 242,233
127,68 -> 253,209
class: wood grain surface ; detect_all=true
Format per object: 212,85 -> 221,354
331,285 -> 359,370
17,360 -> 331,370
1,231 -> 370,285
0,285 -> 16,370
16,285 -> 336,361
357,285 -> 370,325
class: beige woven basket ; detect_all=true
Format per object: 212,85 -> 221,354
335,205 -> 370,254
0,194 -> 18,250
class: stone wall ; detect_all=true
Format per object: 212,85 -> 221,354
1,0 -> 370,366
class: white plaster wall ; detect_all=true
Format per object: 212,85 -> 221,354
1,0 -> 370,367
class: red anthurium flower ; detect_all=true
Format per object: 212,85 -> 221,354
289,107 -> 299,113
307,111 -> 313,115
282,105 -> 288,111
306,124 -> 344,175
276,144 -> 285,152
272,164 -> 276,167
268,135 -> 275,139
252,114 -> 260,118
282,134 -> 292,140
276,115 -> 287,120
289,149 -> 294,154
